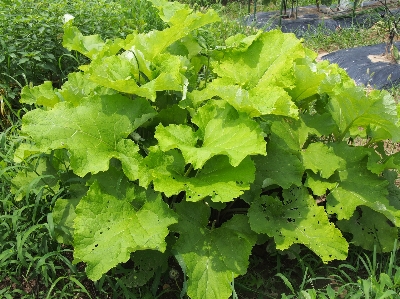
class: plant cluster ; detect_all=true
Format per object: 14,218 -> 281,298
4,0 -> 400,298
0,0 -> 164,101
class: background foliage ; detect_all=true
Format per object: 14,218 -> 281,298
0,0 -> 163,99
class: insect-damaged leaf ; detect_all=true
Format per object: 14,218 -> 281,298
337,206 -> 398,252
248,186 -> 348,262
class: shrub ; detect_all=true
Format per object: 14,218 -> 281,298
11,0 -> 400,298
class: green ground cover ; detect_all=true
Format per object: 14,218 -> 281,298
1,0 -> 399,298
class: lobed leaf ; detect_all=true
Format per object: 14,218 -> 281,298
87,53 -> 185,100
20,95 -> 155,177
337,206 -> 398,252
301,142 -> 345,179
172,202 -> 257,299
63,22 -> 123,60
20,81 -> 60,108
124,1 -> 220,60
53,197 -> 80,245
156,101 -> 265,169
304,171 -> 337,196
248,186 -> 348,262
73,181 -> 177,281
326,142 -> 400,226
212,30 -> 303,89
327,86 -> 400,141
144,149 -> 255,202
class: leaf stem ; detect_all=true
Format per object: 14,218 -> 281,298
204,54 -> 210,88
224,207 -> 248,214
184,164 -> 193,177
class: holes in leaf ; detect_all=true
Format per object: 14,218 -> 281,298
261,203 -> 268,212
287,218 -> 295,223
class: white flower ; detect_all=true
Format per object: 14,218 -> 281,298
62,14 -> 74,24
121,50 -> 135,61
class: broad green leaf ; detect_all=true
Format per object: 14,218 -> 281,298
328,87 -> 400,141
225,31 -> 263,51
20,81 -> 60,108
319,61 -> 355,93
63,22 -> 123,60
58,72 -> 108,106
337,206 -> 398,252
269,118 -> 304,151
150,0 -> 189,24
254,143 -> 303,189
212,30 -> 303,89
13,143 -> 41,163
367,151 -> 400,174
189,78 -> 297,118
20,95 -> 155,177
73,181 -> 177,281
88,165 -> 137,200
287,59 -> 326,103
187,30 -> 307,119
121,250 -> 169,287
301,142 -> 345,179
116,139 -> 148,183
124,3 -> 219,60
144,149 -> 255,202
172,202 -> 257,299
244,119 -> 305,192
145,104 -> 188,128
53,197 -> 81,245
249,81 -> 298,118
87,53 -> 185,100
326,143 -> 400,226
168,34 -> 203,59
248,186 -> 348,262
300,113 -> 338,137
156,101 -> 265,169
304,171 -> 337,196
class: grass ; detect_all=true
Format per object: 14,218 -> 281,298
1,0 -> 400,298
233,241 -> 400,298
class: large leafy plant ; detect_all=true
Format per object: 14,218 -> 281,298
12,0 -> 400,298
